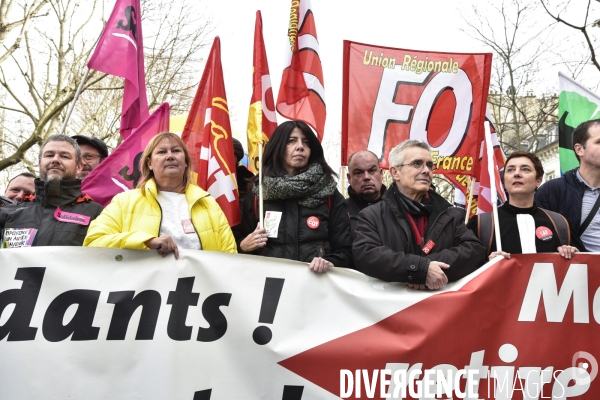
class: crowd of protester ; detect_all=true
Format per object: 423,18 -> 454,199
1,118 -> 599,290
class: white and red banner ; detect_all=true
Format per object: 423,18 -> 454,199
276,0 -> 326,140
82,103 -> 170,207
341,41 -> 492,195
1,249 -> 599,399
87,0 -> 149,139
182,37 -> 239,226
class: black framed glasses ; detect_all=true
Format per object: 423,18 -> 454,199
397,160 -> 437,171
82,154 -> 102,162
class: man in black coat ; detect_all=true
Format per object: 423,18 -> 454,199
345,150 -> 386,241
0,135 -> 103,247
353,140 -> 486,289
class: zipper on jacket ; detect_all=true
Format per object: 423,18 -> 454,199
149,190 -> 163,238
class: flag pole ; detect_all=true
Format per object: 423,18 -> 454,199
258,139 -> 264,229
464,176 -> 476,224
340,166 -> 347,197
59,68 -> 90,135
485,121 -> 502,252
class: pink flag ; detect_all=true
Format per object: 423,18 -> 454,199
87,0 -> 149,139
82,103 -> 170,207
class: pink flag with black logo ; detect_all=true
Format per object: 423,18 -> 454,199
82,103 -> 169,207
87,0 -> 149,139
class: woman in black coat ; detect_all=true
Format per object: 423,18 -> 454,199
234,120 -> 352,272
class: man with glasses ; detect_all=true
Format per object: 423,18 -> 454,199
353,140 -> 486,290
71,135 -> 109,179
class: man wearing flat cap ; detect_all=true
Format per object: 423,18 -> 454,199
71,135 -> 109,179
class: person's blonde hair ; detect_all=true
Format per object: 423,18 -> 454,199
138,132 -> 192,195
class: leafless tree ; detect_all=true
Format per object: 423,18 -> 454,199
0,0 -> 212,176
463,0 -> 559,154
540,0 -> 600,77
0,0 -> 50,66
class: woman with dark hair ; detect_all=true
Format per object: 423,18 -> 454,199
234,120 -> 352,272
84,132 -> 236,257
467,151 -> 584,259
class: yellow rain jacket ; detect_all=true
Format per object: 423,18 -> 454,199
84,179 -> 236,253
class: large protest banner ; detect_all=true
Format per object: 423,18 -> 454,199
0,248 -> 597,399
341,41 -> 492,196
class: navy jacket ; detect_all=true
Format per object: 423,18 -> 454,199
535,169 -> 585,236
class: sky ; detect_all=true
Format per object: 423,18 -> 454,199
200,0 -> 490,168
197,0 -> 598,171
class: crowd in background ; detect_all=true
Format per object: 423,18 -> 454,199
1,118 -> 599,290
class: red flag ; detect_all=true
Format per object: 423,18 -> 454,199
276,0 -> 326,140
82,103 -> 170,207
246,10 -> 278,173
87,0 -> 149,140
475,109 -> 507,215
182,37 -> 239,227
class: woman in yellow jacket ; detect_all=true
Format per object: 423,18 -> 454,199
84,133 -> 236,257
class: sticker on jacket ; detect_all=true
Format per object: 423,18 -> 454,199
264,211 -> 282,238
182,219 -> 196,234
1,228 -> 37,248
54,207 -> 91,226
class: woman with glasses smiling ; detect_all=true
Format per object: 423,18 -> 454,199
353,140 -> 486,290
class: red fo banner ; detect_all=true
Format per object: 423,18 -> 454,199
341,41 -> 492,191
87,0 -> 149,139
183,37 -> 240,227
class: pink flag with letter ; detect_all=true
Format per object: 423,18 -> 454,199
87,0 -> 149,139
82,103 -> 170,207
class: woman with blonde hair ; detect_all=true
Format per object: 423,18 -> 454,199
84,132 -> 236,257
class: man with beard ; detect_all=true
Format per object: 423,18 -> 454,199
71,135 -> 109,179
346,150 -> 386,241
0,135 -> 103,247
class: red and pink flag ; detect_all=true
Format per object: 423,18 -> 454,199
82,103 -> 170,207
276,0 -> 326,141
182,37 -> 240,227
87,0 -> 149,140
246,10 -> 277,173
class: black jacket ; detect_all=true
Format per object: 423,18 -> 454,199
467,203 -> 586,254
353,185 -> 486,284
0,179 -> 103,247
234,190 -> 353,267
535,169 -> 585,236
345,185 -> 386,241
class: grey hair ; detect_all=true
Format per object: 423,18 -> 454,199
388,140 -> 431,168
39,135 -> 82,164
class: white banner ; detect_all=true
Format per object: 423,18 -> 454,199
0,248 -> 597,399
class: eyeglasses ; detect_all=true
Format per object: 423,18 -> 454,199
397,160 -> 437,172
82,154 -> 102,162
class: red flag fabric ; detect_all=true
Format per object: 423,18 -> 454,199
82,103 -> 170,207
87,0 -> 149,140
276,0 -> 326,140
475,110 -> 507,215
182,37 -> 240,227
246,10 -> 277,173
341,40 -> 492,193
